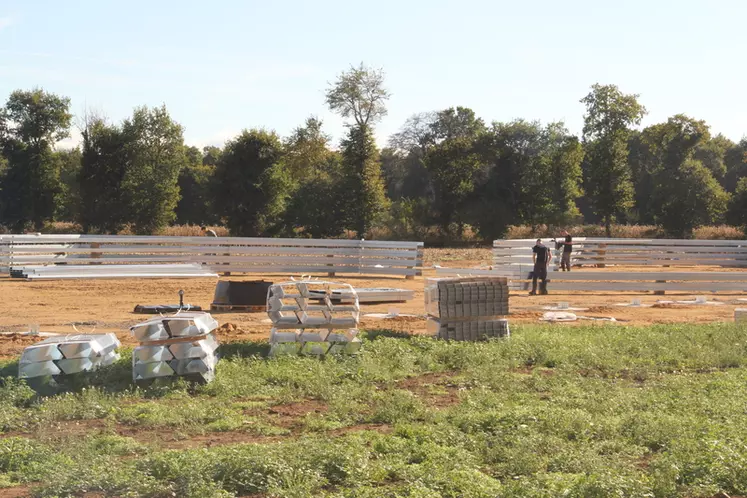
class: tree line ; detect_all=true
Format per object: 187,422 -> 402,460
1,65 -> 746,239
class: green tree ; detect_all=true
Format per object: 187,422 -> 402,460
202,145 -> 222,166
282,118 -> 347,238
212,129 -> 290,236
175,146 -> 218,225
424,136 -> 484,235
430,107 -> 486,142
79,116 -> 131,233
724,139 -> 747,192
339,125 -> 389,236
728,177 -> 747,227
286,153 -> 348,238
694,134 -> 734,182
326,64 -> 391,237
0,88 -> 72,230
79,106 -> 184,234
644,115 -> 729,237
120,106 -> 185,234
580,84 -> 646,236
54,148 -> 82,221
325,63 -> 390,127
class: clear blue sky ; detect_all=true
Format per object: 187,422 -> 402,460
1,0 -> 745,148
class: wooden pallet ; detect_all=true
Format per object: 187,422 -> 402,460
210,303 -> 265,312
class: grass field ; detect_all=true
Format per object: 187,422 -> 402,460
0,324 -> 746,497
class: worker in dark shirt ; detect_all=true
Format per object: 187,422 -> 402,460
530,238 -> 551,295
558,230 -> 573,271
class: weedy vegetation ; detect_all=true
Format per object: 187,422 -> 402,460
0,324 -> 745,496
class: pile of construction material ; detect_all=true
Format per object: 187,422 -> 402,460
425,277 -> 510,341
267,280 -> 362,356
14,264 -> 218,280
131,312 -> 220,383
310,287 -> 414,304
19,333 -> 120,379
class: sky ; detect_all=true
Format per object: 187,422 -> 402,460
0,0 -> 745,149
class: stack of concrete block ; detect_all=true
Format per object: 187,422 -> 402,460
130,312 -> 219,383
425,277 -> 510,341
19,333 -> 120,379
267,280 -> 362,356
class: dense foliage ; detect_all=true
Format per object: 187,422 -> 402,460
1,74 -> 745,238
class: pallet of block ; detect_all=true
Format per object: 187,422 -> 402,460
427,317 -> 510,341
425,276 -> 509,319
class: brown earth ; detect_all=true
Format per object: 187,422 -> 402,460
0,249 -> 744,358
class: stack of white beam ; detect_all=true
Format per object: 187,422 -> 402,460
15,264 -> 218,280
310,287 -> 415,304
425,277 -> 510,341
19,334 -> 120,379
267,280 -> 362,356
131,312 -> 220,382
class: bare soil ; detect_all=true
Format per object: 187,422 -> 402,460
0,249 -> 744,358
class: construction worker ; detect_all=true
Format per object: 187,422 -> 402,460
530,238 -> 551,295
201,226 -> 217,237
557,230 -> 573,271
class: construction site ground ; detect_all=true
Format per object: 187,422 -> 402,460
0,248 -> 743,358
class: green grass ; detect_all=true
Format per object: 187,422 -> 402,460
0,323 -> 746,496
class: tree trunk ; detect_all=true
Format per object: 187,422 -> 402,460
604,215 -> 612,237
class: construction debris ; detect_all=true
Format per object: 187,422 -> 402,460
267,280 -> 362,356
540,312 -> 577,322
615,299 -> 653,308
425,277 -> 510,341
736,308 -> 747,322
131,312 -> 220,383
542,302 -> 588,311
19,333 -> 120,379
15,264 -> 218,280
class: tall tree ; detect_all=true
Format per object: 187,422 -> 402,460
728,177 -> 747,228
175,145 -> 218,226
643,115 -> 729,237
79,116 -> 130,233
212,129 -> 290,236
339,125 -> 389,236
282,117 -> 332,178
0,88 -> 72,230
54,148 -> 83,221
79,106 -> 185,234
424,136 -> 484,235
326,64 -> 390,237
325,63 -> 390,127
120,106 -> 185,234
580,84 -> 646,235
282,117 -> 347,238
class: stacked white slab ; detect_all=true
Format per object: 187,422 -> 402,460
19,333 -> 120,379
268,281 -> 362,356
131,312 -> 220,382
425,277 -> 510,341
309,287 -> 415,304
16,263 -> 218,280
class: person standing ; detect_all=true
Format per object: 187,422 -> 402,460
530,238 -> 552,295
558,230 -> 573,271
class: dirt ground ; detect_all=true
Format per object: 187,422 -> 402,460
0,248 -> 744,359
